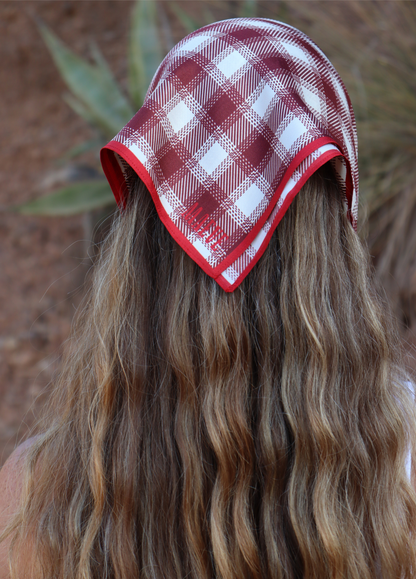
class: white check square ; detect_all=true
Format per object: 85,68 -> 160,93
252,84 -> 275,118
129,142 -> 147,164
300,86 -> 322,117
181,35 -> 211,53
193,238 -> 211,259
236,184 -> 265,217
280,118 -> 307,150
281,42 -> 309,63
199,143 -> 228,174
217,51 -> 247,79
167,102 -> 194,133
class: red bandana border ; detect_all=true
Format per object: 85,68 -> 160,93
101,17 -> 358,291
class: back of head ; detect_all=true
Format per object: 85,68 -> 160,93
4,15 -> 415,579
7,164 -> 416,579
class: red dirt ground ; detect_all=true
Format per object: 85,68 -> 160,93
0,1 -> 415,467
0,1 -> 136,464
0,0 -> 234,465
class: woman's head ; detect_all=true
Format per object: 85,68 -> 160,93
5,18 -> 416,579
8,163 -> 413,579
101,17 -> 358,292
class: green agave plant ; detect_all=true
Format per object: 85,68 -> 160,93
18,0 -> 257,217
18,0 -> 164,216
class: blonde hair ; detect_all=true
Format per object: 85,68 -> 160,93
5,165 -> 416,578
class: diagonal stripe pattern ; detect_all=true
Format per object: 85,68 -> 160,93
101,18 -> 358,292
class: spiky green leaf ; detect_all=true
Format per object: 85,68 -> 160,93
38,21 -> 134,138
202,5 -> 215,26
58,138 -> 103,163
63,93 -> 101,129
15,181 -> 116,216
129,0 -> 164,108
170,3 -> 200,34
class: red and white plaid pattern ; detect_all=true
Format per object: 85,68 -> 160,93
101,18 -> 358,292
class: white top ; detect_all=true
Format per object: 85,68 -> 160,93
405,380 -> 414,482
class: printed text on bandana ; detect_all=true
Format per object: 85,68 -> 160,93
182,203 -> 228,252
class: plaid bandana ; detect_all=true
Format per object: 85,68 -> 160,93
101,18 -> 358,292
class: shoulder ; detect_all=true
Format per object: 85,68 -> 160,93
0,437 -> 38,579
0,436 -> 35,490
0,437 -> 37,503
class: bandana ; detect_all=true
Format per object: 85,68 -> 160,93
101,18 -> 358,292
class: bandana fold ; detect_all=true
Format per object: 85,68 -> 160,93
101,17 -> 358,291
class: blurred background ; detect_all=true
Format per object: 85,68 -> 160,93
1,0 -> 415,464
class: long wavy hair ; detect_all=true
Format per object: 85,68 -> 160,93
5,164 -> 416,578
